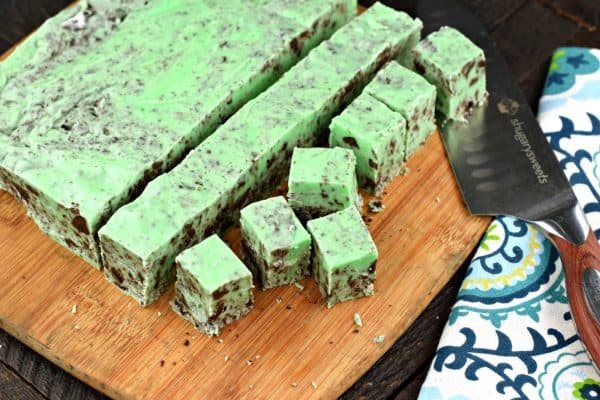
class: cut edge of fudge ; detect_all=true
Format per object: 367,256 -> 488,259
410,26 -> 488,122
240,196 -> 312,290
288,147 -> 363,221
329,93 -> 407,195
307,206 -> 378,308
170,235 -> 254,336
98,4 -> 417,306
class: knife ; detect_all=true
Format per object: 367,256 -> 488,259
392,0 -> 600,367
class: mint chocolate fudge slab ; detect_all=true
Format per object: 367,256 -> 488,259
0,0 -> 352,268
288,147 -> 362,220
329,94 -> 407,195
171,235 -> 253,336
99,3 -> 418,306
307,206 -> 378,308
365,61 -> 437,158
240,196 -> 311,290
410,26 -> 487,122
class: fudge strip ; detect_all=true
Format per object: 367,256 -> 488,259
364,61 -> 437,158
240,196 -> 311,289
171,234 -> 253,336
99,2 -> 419,306
409,26 -> 488,122
329,93 -> 407,195
307,206 -> 378,307
0,0 -> 352,268
288,147 -> 362,220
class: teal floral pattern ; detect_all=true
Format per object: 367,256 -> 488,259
420,47 -> 600,400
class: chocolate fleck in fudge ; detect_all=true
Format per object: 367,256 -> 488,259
171,235 -> 253,336
99,3 -> 419,306
365,61 -> 436,158
307,207 -> 378,307
240,196 -> 311,289
0,0 -> 353,269
329,94 -> 406,195
288,147 -> 362,220
409,26 -> 487,122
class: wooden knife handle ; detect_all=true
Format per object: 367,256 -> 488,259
553,230 -> 600,365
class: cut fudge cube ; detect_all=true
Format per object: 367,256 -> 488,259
288,147 -> 362,220
170,235 -> 253,336
329,94 -> 407,195
240,196 -> 311,289
365,61 -> 436,157
307,206 -> 378,307
410,26 -> 487,122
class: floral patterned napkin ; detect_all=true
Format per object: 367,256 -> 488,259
419,47 -> 600,400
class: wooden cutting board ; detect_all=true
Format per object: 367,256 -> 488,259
0,9 -> 490,400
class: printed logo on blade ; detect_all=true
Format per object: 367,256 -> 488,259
497,97 -> 520,116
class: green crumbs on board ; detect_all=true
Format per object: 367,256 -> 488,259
240,196 -> 311,289
410,26 -> 487,122
365,61 -> 436,157
288,147 -> 362,220
307,207 -> 378,307
0,0 -> 352,271
329,93 -> 406,195
99,2 -> 418,306
171,235 -> 253,336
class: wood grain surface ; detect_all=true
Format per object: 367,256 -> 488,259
0,125 -> 488,399
1,1 -> 599,399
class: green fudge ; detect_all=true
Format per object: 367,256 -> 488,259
410,26 -> 487,122
171,235 -> 253,336
307,206 -> 378,307
365,61 -> 437,158
288,147 -> 362,220
0,0 -> 351,268
99,2 -> 418,306
329,93 -> 406,195
240,196 -> 311,289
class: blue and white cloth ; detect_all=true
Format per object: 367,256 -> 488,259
419,48 -> 600,400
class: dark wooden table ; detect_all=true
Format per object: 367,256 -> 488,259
1,1 -> 599,399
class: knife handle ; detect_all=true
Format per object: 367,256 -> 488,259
553,230 -> 600,366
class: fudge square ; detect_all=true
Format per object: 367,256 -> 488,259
171,235 -> 253,336
288,147 -> 362,220
329,93 -> 406,195
240,196 -> 311,290
365,61 -> 436,158
410,26 -> 487,122
307,206 -> 378,307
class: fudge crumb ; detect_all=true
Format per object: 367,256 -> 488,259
172,362 -> 177,366
312,382 -> 318,390
353,329 -> 360,334
353,313 -> 363,327
276,296 -> 282,304
291,382 -> 297,388
399,165 -> 410,176
373,335 -> 385,344
293,282 -> 304,291
157,311 -> 162,317
183,339 -> 190,347
71,305 -> 77,314
218,339 -> 224,343
246,360 -> 253,366
74,324 -> 80,330
224,355 -> 230,361
286,304 -> 293,310
159,360 -> 165,367
368,200 -> 385,213
435,196 -> 440,203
